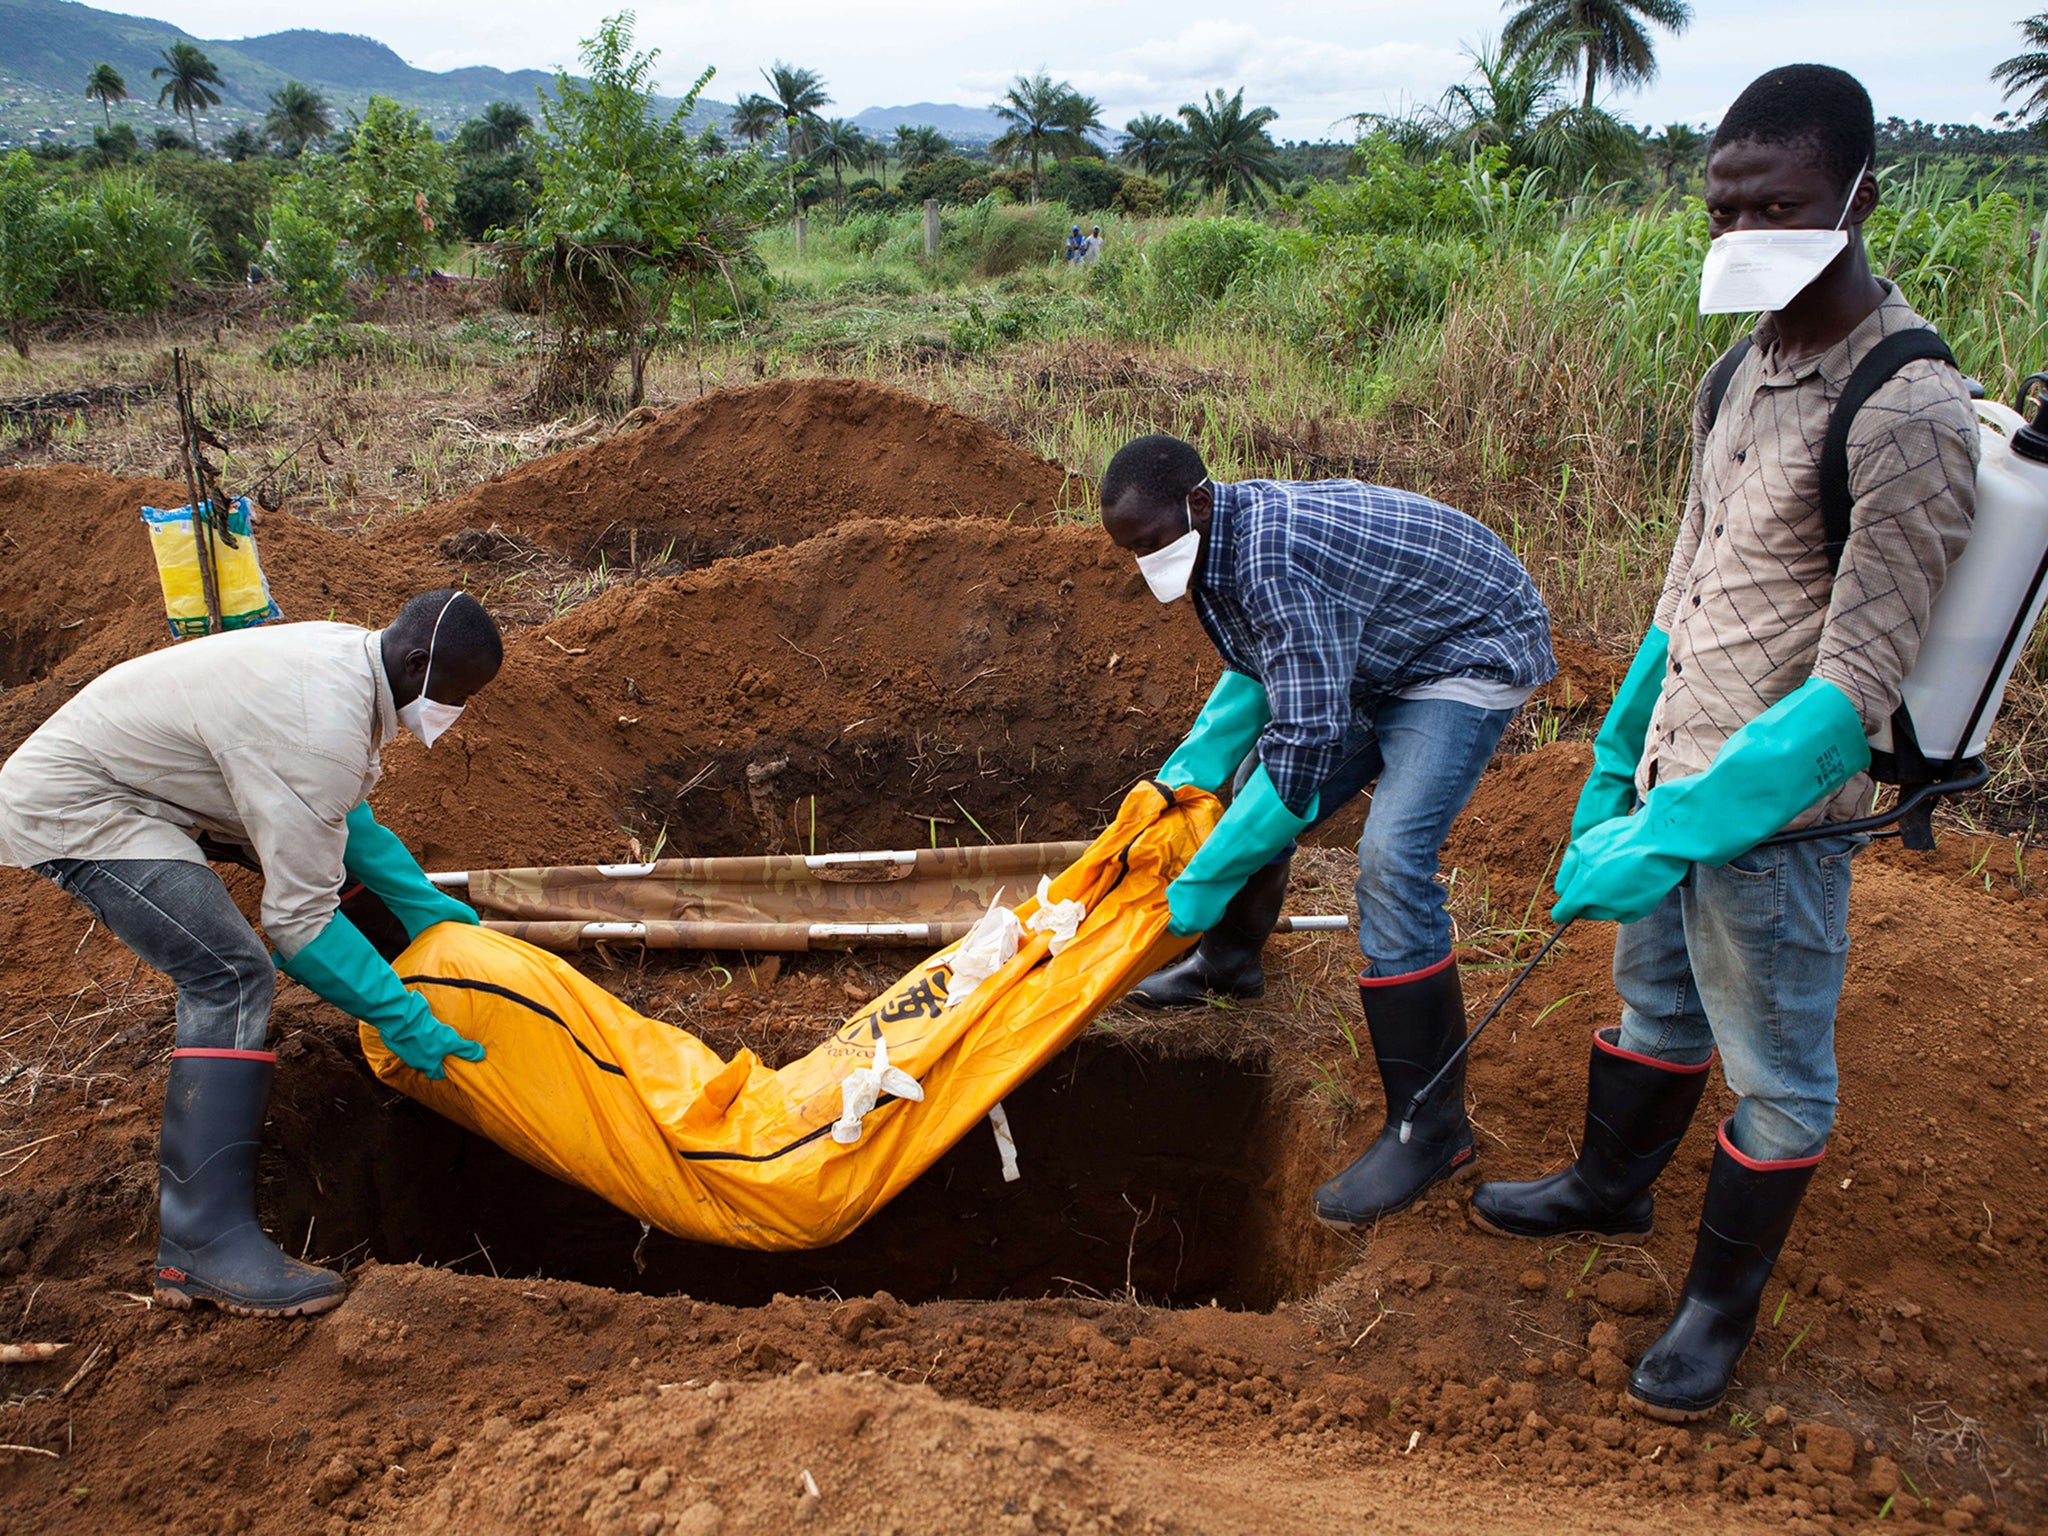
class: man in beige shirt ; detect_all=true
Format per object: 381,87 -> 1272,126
1471,67 -> 1977,1420
0,589 -> 502,1316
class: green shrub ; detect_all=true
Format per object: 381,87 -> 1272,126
338,96 -> 454,279
263,184 -> 350,317
451,149 -> 538,241
0,152 -> 64,355
140,154 -> 280,275
263,313 -> 409,369
1147,217 -> 1301,309
62,171 -> 213,311
958,199 -> 1066,278
845,184 -> 904,216
1113,176 -> 1167,217
1044,155 -> 1124,212
898,155 -> 987,205
1318,234 -> 1481,340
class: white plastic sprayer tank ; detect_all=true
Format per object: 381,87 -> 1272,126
1898,381 -> 2048,762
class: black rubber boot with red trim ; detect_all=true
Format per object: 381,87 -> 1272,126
1469,1027 -> 1712,1242
155,1048 -> 348,1317
1127,857 -> 1291,1007
1625,1120 -> 1822,1422
1310,956 -> 1474,1228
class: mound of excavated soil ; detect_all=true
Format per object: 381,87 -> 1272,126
369,517 -> 1208,875
415,377 -> 1080,570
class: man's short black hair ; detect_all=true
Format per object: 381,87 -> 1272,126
391,588 -> 502,670
1101,435 -> 1208,512
1711,64 -> 1875,193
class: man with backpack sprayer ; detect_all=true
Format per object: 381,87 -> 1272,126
0,591 -> 502,1316
1097,437 -> 1556,1226
1470,66 -> 1979,1422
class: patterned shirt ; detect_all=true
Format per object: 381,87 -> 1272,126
1192,480 -> 1556,814
1638,282 -> 1979,827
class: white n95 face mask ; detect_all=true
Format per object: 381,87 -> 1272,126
395,595 -> 466,749
1134,489 -> 1204,605
1698,162 -> 1864,316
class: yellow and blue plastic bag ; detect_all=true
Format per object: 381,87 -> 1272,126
141,497 -> 282,637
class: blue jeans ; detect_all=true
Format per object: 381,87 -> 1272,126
1612,835 -> 1862,1162
35,859 -> 275,1051
1239,696 -> 1516,978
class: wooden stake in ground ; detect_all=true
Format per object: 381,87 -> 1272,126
170,349 -> 223,634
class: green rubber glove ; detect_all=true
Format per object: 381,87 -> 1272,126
1158,671 -> 1272,794
1570,627 -> 1670,840
279,912 -> 485,1079
1553,678 -> 1870,925
1166,763 -> 1316,936
343,802 -> 478,942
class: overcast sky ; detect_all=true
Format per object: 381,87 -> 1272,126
119,1 -> 2036,139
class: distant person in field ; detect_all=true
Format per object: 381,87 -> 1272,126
1472,65 -> 1976,1422
1084,226 -> 1104,263
0,592 -> 503,1317
1098,435 -> 1555,1226
1066,225 -> 1086,263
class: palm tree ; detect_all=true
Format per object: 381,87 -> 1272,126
732,93 -> 783,147
1165,89 -> 1283,207
1500,0 -> 1693,110
990,72 -> 1102,197
1993,13 -> 2048,123
153,42 -> 224,150
894,123 -> 950,170
219,123 -> 264,162
263,80 -> 333,156
472,101 -> 530,153
1118,113 -> 1181,176
1646,121 -> 1704,186
1434,41 -> 1639,179
84,63 -> 126,129
761,62 -> 831,160
810,118 -> 868,198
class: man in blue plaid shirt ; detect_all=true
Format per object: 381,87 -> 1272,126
1102,434 -> 1555,1225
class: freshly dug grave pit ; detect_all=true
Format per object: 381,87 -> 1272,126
265,1028 -> 1347,1310
414,376 -> 1081,571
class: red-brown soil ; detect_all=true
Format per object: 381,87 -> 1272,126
0,379 -> 2043,1536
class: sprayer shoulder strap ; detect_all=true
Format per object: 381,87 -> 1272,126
1818,328 -> 1958,574
1702,336 -> 1754,433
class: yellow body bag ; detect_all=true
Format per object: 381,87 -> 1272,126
364,784 -> 1220,1251
141,497 -> 282,637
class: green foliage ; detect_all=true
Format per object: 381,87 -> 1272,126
522,12 -> 779,403
1304,141 -> 1514,238
262,312 -> 407,369
1148,217 -> 1301,310
151,41 -> 223,145
62,169 -> 213,310
452,149 -> 538,240
1165,89 -> 1284,208
456,102 -> 531,156
263,181 -> 349,317
1318,234 -> 1482,339
336,95 -> 452,279
990,72 -> 1104,191
140,153 -> 278,274
950,198 -> 1067,278
899,155 -> 987,205
1044,155 -> 1124,213
83,123 -> 139,170
265,81 -> 334,156
0,152 -> 65,355
845,183 -> 903,215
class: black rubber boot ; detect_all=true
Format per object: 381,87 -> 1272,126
1311,958 -> 1473,1228
155,1049 -> 348,1317
1469,1027 -> 1712,1241
1127,857 -> 1291,1007
1625,1120 -> 1822,1422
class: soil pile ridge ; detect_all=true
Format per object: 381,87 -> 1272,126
371,516 -> 1210,873
414,377 -> 1080,568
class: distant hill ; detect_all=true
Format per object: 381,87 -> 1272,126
849,102 -> 1005,143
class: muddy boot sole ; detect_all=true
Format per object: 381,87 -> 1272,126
1622,1390 -> 1721,1424
154,1275 -> 347,1319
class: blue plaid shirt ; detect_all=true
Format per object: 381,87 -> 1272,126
1192,480 -> 1555,814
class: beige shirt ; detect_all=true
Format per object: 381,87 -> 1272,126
1639,282 -> 1980,828
0,622 -> 398,956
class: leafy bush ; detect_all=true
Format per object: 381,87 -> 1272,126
1147,217 -> 1301,309
1317,234 -> 1481,340
262,313 -> 409,369
1300,142 -> 1531,241
141,154 -> 280,275
845,184 -> 904,215
953,199 -> 1066,278
338,96 -> 454,279
0,152 -> 64,355
62,171 -> 213,311
1044,155 -> 1124,213
898,156 -> 988,205
1113,176 -> 1167,217
451,149 -> 538,241
263,182 -> 350,317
